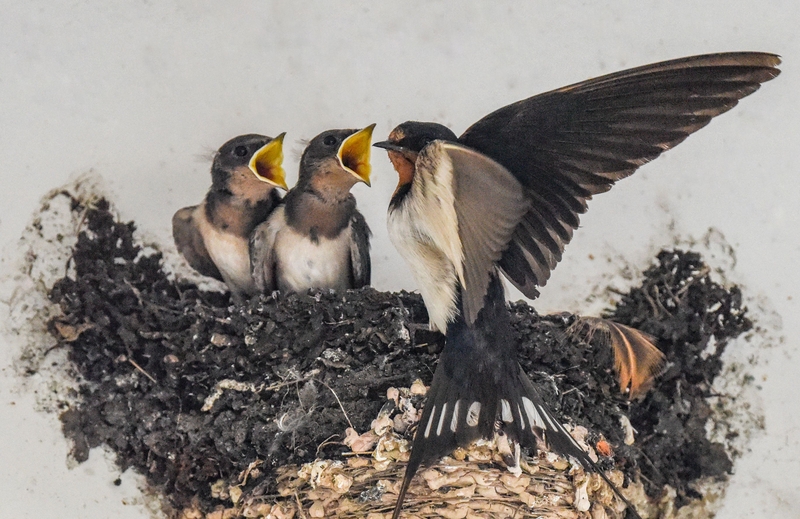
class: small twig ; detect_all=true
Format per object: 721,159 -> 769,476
315,434 -> 341,457
706,391 -> 733,399
202,370 -> 321,412
264,370 -> 320,393
638,449 -> 665,480
318,380 -> 354,429
173,281 -> 184,301
325,319 -> 355,328
675,266 -> 710,298
294,491 -> 308,519
123,279 -> 182,315
128,358 -> 157,384
643,289 -> 663,317
74,201 -> 92,235
637,470 -> 656,488
662,283 -> 683,308
560,385 -> 587,397
43,343 -> 66,356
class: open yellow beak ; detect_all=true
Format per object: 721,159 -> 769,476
337,124 -> 375,187
248,133 -> 288,190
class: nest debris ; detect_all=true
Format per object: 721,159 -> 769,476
34,191 -> 754,518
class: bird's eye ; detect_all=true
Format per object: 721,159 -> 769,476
234,145 -> 249,157
323,135 -> 338,146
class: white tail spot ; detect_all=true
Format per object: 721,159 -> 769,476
500,399 -> 513,423
436,403 -> 448,436
424,405 -> 437,438
450,400 -> 461,432
517,404 -> 526,428
466,401 -> 481,427
522,397 -> 546,430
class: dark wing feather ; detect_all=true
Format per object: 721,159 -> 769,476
249,219 -> 279,293
172,205 -> 223,281
441,143 -> 530,324
348,210 -> 372,288
459,52 -> 780,297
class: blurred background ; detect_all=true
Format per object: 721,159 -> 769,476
1,2 -> 796,517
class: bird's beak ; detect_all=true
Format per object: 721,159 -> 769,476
248,133 -> 288,190
374,140 -> 419,164
372,140 -> 405,153
338,124 -> 375,187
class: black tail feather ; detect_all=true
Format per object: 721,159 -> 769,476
392,273 -> 642,518
515,368 -> 642,517
391,328 -> 497,519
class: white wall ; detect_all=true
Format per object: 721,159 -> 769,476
1,2 -> 797,517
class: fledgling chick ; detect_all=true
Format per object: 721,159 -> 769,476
374,52 -> 780,519
172,134 -> 287,298
250,125 -> 374,294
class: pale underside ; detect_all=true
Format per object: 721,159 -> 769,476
194,203 -> 255,295
259,206 -> 354,293
388,141 -> 528,331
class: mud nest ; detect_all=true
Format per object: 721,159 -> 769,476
45,197 -> 752,518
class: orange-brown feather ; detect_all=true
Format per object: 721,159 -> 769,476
388,150 -> 415,197
569,316 -> 665,399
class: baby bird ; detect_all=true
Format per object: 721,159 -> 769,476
250,125 -> 374,294
172,133 -> 287,298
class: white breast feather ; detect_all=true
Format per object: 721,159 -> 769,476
387,142 -> 464,332
196,209 -> 254,295
270,207 -> 353,293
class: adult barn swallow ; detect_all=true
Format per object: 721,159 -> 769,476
375,52 -> 780,518
172,134 -> 287,298
249,125 -> 374,294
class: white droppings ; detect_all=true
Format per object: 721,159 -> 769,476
619,414 -> 636,445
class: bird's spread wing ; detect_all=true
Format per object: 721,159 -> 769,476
348,211 -> 372,288
172,205 -> 223,281
416,142 -> 530,325
459,52 -> 781,298
249,207 -> 283,293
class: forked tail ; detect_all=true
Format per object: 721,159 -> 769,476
392,274 -> 641,518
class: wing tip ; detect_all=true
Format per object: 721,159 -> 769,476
568,316 -> 665,399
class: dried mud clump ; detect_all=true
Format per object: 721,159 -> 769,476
513,249 -> 751,509
46,200 -> 751,518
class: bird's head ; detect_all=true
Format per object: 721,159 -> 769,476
299,125 -> 376,197
212,133 -> 288,201
373,121 -> 458,194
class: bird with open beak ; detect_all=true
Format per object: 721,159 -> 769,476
172,133 -> 287,299
249,125 -> 374,294
374,52 -> 780,518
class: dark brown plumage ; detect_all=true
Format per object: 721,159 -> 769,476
375,52 -> 780,519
